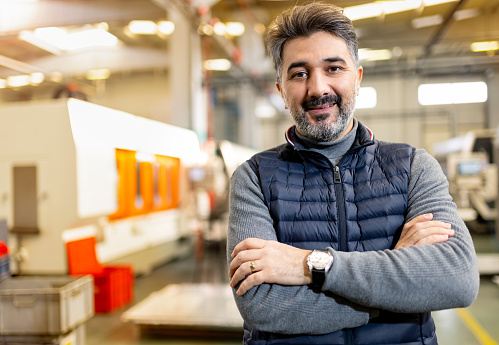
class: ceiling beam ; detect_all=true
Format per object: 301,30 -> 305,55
0,1 -> 164,34
0,55 -> 43,75
423,0 -> 467,58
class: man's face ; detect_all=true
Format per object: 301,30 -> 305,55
277,31 -> 363,142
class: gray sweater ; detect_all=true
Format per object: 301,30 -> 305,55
227,119 -> 479,335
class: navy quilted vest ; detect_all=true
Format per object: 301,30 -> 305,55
245,124 -> 438,345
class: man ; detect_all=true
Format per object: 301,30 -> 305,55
227,2 -> 479,345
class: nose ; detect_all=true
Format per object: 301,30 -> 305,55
307,71 -> 330,98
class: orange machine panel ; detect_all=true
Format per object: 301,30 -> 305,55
109,149 -> 137,220
110,150 -> 180,220
156,155 -> 180,210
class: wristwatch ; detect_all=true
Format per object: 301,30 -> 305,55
307,249 -> 334,289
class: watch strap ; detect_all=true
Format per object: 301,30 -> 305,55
311,268 -> 326,289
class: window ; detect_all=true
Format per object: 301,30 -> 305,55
356,87 -> 377,109
418,81 -> 487,105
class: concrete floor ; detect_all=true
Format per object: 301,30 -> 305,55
85,231 -> 499,345
86,240 -> 240,345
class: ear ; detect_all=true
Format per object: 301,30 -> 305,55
276,82 -> 288,109
356,66 -> 364,96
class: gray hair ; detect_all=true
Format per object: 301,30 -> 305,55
265,2 -> 359,85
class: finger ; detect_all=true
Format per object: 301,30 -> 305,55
415,234 -> 450,246
399,214 -> 434,238
230,260 -> 256,288
404,213 -> 433,229
396,227 -> 454,248
236,271 -> 265,296
231,238 -> 265,258
403,220 -> 452,240
409,226 -> 454,242
228,248 -> 262,278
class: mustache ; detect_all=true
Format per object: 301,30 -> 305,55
302,94 -> 341,109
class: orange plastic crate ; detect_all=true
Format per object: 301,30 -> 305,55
93,266 -> 133,313
66,237 -> 133,313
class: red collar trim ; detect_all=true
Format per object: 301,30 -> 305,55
285,126 -> 295,146
363,124 -> 374,140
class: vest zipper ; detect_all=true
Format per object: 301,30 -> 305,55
333,165 -> 348,252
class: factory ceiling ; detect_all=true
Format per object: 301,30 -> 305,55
0,0 -> 498,90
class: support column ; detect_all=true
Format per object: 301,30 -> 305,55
168,6 -> 207,142
486,68 -> 499,130
238,83 -> 261,149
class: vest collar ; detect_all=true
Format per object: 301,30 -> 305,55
281,123 -> 373,170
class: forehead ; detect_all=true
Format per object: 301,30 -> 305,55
281,31 -> 354,68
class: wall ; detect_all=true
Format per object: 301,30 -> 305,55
248,71 -> 494,152
91,72 -> 171,124
343,73 -> 488,153
356,73 -> 490,153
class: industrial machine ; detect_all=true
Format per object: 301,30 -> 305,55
434,128 -> 499,278
433,129 -> 497,230
0,99 -> 201,275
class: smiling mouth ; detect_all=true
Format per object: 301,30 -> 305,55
306,103 -> 337,111
303,95 -> 341,112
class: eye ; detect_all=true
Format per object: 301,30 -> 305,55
327,66 -> 342,73
290,71 -> 307,79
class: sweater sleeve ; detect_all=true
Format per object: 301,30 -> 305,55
227,162 -> 375,335
322,149 -> 480,312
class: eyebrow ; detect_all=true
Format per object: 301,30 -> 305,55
286,56 -> 348,74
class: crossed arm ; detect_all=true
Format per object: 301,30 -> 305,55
227,151 -> 479,334
229,213 -> 453,296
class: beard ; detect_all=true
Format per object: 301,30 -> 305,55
289,91 -> 356,142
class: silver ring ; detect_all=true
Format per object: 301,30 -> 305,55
250,260 -> 256,273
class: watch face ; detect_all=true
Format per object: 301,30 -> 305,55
309,251 -> 332,269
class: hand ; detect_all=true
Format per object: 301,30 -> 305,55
395,213 -> 454,249
229,238 -> 312,296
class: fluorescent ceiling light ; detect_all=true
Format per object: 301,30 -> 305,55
64,29 -> 118,50
203,59 -> 231,71
344,0 -> 457,21
30,72 -> 44,84
453,8 -> 481,21
344,3 -> 383,21
359,48 -> 392,61
422,0 -> 458,5
86,69 -> 111,80
29,27 -> 118,51
7,75 -> 31,87
33,27 -> 67,50
50,72 -> 64,83
128,20 -> 157,35
470,41 -> 499,52
213,22 -> 226,36
368,49 -> 392,61
157,21 -> 175,35
212,21 -> 245,36
0,79 -> 6,89
381,0 -> 421,14
225,22 -> 245,36
198,23 -> 214,36
19,30 -> 63,55
412,15 -> 443,29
